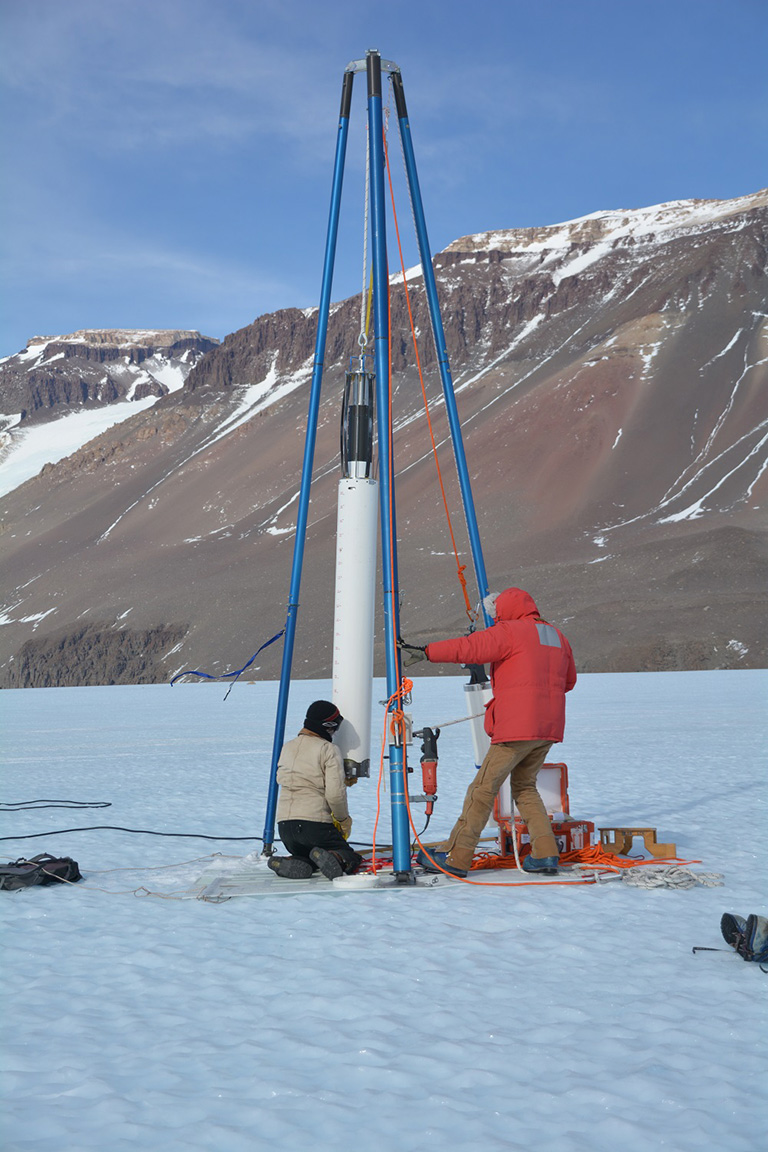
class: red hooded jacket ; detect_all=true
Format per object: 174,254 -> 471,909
426,588 -> 576,743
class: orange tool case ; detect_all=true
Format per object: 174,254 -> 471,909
492,762 -> 595,858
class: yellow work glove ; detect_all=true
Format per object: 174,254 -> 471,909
338,816 -> 353,840
345,774 -> 358,787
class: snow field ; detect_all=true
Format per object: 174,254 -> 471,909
1,671 -> 766,1151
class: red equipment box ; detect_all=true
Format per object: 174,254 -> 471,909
493,762 -> 594,859
499,816 -> 595,859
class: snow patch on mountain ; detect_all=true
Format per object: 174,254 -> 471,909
0,330 -> 217,497
0,396 -> 161,499
456,189 -> 768,258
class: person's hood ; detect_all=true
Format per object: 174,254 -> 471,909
493,587 -> 540,622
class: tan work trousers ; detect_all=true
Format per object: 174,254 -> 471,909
444,739 -> 557,871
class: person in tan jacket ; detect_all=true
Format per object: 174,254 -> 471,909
269,700 -> 363,880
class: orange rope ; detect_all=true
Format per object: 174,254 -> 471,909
383,132 -> 475,623
403,806 -> 604,888
470,845 -> 702,873
560,845 -> 702,870
366,830 -> 701,886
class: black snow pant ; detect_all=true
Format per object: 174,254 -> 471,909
278,820 -> 362,874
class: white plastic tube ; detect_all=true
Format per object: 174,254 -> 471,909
464,681 -> 493,771
332,477 -> 378,776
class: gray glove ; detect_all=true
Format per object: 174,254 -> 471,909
397,637 -> 427,667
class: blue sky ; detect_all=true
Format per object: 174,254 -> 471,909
1,0 -> 766,355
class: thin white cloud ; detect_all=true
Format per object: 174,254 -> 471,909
1,0 -> 340,156
0,181 -> 298,346
2,0 -> 765,355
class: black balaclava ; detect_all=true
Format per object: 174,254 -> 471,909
303,700 -> 343,741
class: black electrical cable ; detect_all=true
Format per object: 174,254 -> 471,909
0,827 -> 400,852
1,801 -> 112,811
0,801 -> 415,851
0,826 -> 263,843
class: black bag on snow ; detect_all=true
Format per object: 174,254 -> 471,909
0,853 -> 82,890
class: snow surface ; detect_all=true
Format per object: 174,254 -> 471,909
2,671 -> 767,1152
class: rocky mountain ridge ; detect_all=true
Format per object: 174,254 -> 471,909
0,190 -> 766,685
0,329 -> 218,432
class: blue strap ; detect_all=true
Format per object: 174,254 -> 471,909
170,629 -> 285,697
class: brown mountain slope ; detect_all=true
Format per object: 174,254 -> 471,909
1,191 -> 766,685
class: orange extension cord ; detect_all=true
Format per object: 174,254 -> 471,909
471,845 -> 702,874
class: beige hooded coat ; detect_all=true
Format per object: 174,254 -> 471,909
275,730 -> 350,826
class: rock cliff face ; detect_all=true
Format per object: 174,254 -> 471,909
0,191 -> 766,685
0,329 -> 219,429
3,622 -> 187,688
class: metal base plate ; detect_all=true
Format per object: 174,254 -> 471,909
195,860 -> 610,900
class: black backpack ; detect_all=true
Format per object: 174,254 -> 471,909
0,853 -> 82,890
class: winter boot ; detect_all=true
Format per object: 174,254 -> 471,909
309,846 -> 344,881
415,848 -> 467,878
268,855 -> 314,880
720,913 -> 748,951
342,851 -> 364,875
522,854 -> 559,875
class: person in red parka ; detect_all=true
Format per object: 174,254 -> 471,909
401,587 -> 576,878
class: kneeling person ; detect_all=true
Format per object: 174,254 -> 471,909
270,700 -> 363,881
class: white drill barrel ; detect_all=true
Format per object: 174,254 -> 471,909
464,681 -> 493,770
332,476 -> 378,776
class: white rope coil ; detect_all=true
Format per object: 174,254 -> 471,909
621,866 -> 724,889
